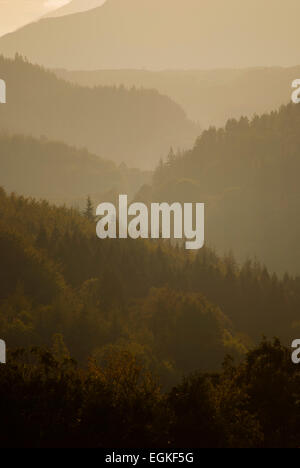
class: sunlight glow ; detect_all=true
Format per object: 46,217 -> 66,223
44,0 -> 72,11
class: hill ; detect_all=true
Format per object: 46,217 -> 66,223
0,0 -> 298,70
56,66 -> 300,127
1,189 -> 300,374
0,132 -> 150,206
0,188 -> 241,379
1,192 -> 300,447
0,55 -> 197,168
136,101 -> 300,274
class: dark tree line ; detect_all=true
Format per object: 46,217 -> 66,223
0,339 -> 299,448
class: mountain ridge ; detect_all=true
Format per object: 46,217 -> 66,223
0,0 -> 299,70
0,55 -> 198,168
55,66 -> 300,127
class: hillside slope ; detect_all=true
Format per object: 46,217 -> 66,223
0,132 -> 150,205
56,66 -> 300,127
137,102 -> 300,274
0,55 -> 197,168
1,189 -> 299,375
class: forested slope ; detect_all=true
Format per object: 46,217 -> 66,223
1,190 -> 300,447
56,66 -> 299,127
137,101 -> 300,274
1,189 -> 299,386
0,55 -> 197,168
0,132 -> 150,205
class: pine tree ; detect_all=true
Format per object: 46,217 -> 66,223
84,196 -> 94,221
166,147 -> 176,166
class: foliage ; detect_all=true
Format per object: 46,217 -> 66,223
141,102 -> 300,274
0,188 -> 299,380
0,339 -> 299,448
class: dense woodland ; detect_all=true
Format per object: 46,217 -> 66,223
2,188 -> 300,367
1,189 -> 300,448
138,101 -> 300,274
0,54 -> 197,168
1,339 -> 300,448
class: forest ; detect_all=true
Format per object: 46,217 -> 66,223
137,101 -> 300,275
56,66 -> 298,127
0,54 -> 197,168
0,29 -> 299,445
1,339 -> 300,448
1,188 -> 300,446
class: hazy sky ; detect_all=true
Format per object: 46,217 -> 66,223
0,0 -> 106,36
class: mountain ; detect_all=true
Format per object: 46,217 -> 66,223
136,101 -> 300,275
0,0 -> 299,70
0,132 -> 150,206
0,55 -> 197,168
56,66 -> 300,127
0,0 -> 46,37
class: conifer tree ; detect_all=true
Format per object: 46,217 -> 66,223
84,196 -> 94,222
